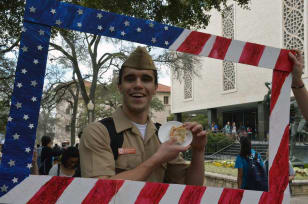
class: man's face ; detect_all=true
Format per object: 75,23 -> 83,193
118,67 -> 157,114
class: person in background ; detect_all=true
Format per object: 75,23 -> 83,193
39,136 -> 55,175
30,147 -> 39,175
231,122 -> 237,140
289,51 -> 308,121
235,136 -> 264,189
49,146 -> 80,177
224,121 -> 231,135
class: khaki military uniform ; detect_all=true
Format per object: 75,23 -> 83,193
79,107 -> 189,184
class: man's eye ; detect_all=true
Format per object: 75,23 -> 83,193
124,76 -> 135,82
142,76 -> 153,82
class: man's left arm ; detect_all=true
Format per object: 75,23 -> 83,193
184,122 -> 207,186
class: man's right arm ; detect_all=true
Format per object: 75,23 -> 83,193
80,122 -> 189,181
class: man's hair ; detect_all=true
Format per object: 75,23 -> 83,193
117,67 -> 158,85
61,146 -> 79,168
41,135 -> 52,147
239,136 -> 251,158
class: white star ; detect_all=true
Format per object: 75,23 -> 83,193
8,116 -> 13,122
77,22 -> 82,28
21,27 -> 27,32
13,133 -> 20,140
29,124 -> 34,129
97,13 -> 103,19
0,185 -> 8,192
25,147 -> 31,153
97,25 -> 103,31
77,9 -> 83,15
21,69 -> 27,74
121,31 -> 126,36
136,27 -> 142,32
29,6 -> 36,13
124,21 -> 130,26
109,26 -> 115,32
31,96 -> 37,102
38,29 -> 45,36
27,163 -> 32,169
21,46 -> 28,52
12,177 -> 18,184
55,19 -> 62,26
164,26 -> 169,31
8,160 -> 15,167
23,114 -> 29,120
15,102 -> 22,109
149,23 -> 154,28
17,83 -> 23,88
165,41 -> 169,46
31,80 -> 38,87
33,59 -> 39,64
151,38 -> 157,43
37,45 -> 43,51
50,9 -> 56,15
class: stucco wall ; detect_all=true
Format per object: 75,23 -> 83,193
171,0 -> 307,114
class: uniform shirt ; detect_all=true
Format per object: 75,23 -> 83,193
79,107 -> 189,184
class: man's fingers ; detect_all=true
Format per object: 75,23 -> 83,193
167,137 -> 177,145
192,124 -> 203,133
197,130 -> 207,137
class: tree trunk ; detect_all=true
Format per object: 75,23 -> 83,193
70,86 -> 79,146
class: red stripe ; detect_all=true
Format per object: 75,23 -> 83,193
82,179 -> 124,204
274,49 -> 295,72
239,42 -> 265,66
208,36 -> 232,60
270,70 -> 290,114
177,31 -> 211,55
27,176 -> 74,204
178,185 -> 206,204
135,182 -> 169,204
258,192 -> 284,204
218,188 -> 244,204
269,125 -> 289,195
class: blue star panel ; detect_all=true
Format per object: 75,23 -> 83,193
0,0 -> 185,196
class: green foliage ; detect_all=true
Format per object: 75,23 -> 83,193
206,132 -> 233,153
150,97 -> 165,112
168,113 -> 208,128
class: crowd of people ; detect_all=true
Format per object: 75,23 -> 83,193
24,48 -> 307,194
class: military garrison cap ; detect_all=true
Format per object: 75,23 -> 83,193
122,46 -> 156,70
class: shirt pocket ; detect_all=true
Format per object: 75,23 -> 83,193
115,154 -> 142,170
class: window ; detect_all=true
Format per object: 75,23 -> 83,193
164,96 -> 169,105
65,107 -> 71,114
222,5 -> 236,91
282,0 -> 305,66
65,125 -> 70,132
184,69 -> 193,99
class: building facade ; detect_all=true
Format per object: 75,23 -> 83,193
171,0 -> 307,140
151,84 -> 171,124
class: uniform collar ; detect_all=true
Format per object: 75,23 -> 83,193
113,106 -> 157,133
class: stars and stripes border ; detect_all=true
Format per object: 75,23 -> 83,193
0,0 -> 292,203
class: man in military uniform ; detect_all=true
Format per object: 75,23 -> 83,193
79,47 -> 207,185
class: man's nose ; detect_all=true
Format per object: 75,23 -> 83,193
134,78 -> 143,88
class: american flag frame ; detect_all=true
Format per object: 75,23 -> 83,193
0,0 -> 293,203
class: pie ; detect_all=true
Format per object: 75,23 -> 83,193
170,125 -> 187,144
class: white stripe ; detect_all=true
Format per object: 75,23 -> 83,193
55,177 -> 97,204
269,74 -> 291,169
159,183 -> 185,204
169,29 -> 192,51
240,190 -> 263,204
199,35 -> 216,57
200,186 -> 223,204
224,40 -> 246,63
258,46 -> 281,69
282,184 -> 291,204
0,175 -> 51,204
111,180 -> 145,203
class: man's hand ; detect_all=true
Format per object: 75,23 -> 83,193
153,138 -> 190,164
184,122 -> 207,152
289,50 -> 304,87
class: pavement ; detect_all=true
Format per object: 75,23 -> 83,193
291,196 -> 308,204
